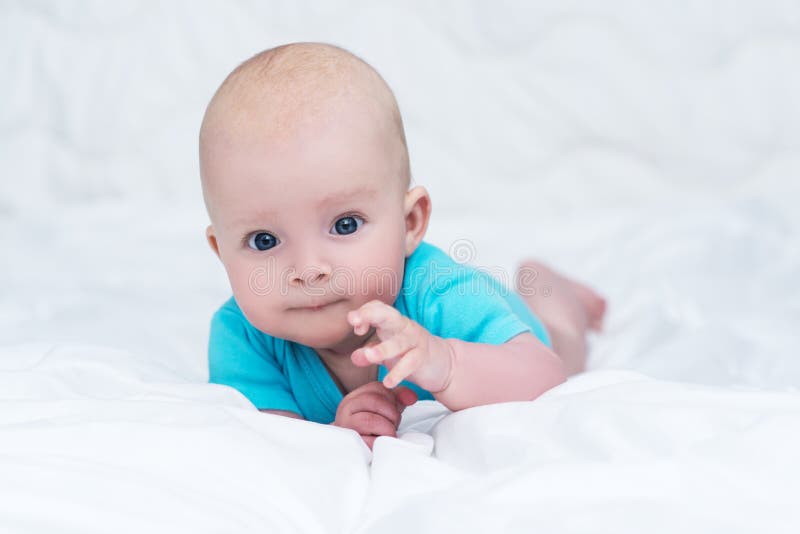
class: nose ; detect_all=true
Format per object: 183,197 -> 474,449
292,267 -> 329,286
289,248 -> 332,287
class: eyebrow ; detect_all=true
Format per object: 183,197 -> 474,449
316,185 -> 377,208
231,185 -> 378,228
231,209 -> 279,228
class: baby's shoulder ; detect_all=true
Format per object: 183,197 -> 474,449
212,295 -> 248,327
210,296 -> 281,355
401,240 -> 493,297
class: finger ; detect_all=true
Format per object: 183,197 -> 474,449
361,434 -> 377,450
359,325 -> 417,364
348,299 -> 388,318
382,348 -> 423,389
350,336 -> 382,366
350,411 -> 397,437
347,301 -> 383,330
393,386 -> 419,408
348,301 -> 392,333
352,320 -> 371,337
352,337 -> 411,366
346,389 -> 402,426
350,335 -> 382,366
361,434 -> 380,450
348,301 -> 405,337
355,381 -> 406,410
350,346 -> 372,367
348,379 -> 402,401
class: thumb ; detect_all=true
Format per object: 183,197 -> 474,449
393,386 -> 418,411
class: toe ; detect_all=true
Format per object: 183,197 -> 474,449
586,294 -> 607,332
571,283 -> 607,332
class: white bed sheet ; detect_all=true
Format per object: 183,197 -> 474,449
2,342 -> 799,533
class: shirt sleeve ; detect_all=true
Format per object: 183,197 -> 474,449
208,305 -> 303,415
421,265 -> 533,345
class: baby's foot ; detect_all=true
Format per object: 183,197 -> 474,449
515,260 -> 607,334
566,277 -> 606,332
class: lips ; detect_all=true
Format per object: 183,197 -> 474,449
293,299 -> 343,311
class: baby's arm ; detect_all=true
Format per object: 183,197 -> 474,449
348,301 -> 567,413
433,332 -> 566,412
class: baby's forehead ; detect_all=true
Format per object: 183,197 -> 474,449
205,118 -> 402,216
230,180 -> 382,222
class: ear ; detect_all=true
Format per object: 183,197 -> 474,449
206,224 -> 221,260
403,186 -> 432,256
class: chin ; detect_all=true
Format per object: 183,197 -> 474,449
284,320 -> 350,349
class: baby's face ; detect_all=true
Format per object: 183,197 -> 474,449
202,98 -> 413,350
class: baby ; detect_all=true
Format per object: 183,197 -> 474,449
200,42 -> 606,449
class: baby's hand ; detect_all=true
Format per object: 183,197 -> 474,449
333,381 -> 418,450
347,300 -> 454,394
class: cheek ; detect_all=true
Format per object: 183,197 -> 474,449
346,238 -> 406,304
224,257 -> 285,331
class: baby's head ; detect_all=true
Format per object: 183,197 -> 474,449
200,42 -> 431,350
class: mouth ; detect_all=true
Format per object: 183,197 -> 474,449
292,299 -> 344,312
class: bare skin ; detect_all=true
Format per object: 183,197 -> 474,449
515,261 -> 607,375
261,382 -> 418,452
332,381 -> 418,450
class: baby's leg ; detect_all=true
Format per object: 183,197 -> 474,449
514,261 -> 606,375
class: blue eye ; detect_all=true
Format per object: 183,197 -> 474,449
247,232 -> 279,251
331,215 -> 363,236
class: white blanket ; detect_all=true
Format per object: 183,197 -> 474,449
2,343 -> 799,533
2,1 -> 800,532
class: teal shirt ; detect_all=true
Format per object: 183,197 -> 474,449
208,241 -> 552,424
